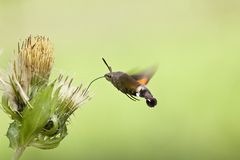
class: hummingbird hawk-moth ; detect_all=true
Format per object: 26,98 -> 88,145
102,58 -> 157,107
85,58 -> 157,107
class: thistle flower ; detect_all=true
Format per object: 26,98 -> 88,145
0,36 -> 90,160
1,36 -> 54,116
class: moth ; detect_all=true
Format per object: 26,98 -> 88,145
84,58 -> 157,107
102,58 -> 157,107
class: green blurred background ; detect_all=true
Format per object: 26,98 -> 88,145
0,0 -> 240,159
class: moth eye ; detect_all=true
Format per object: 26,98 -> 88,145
43,115 -> 59,136
106,74 -> 112,79
104,74 -> 112,79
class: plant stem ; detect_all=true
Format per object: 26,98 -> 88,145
13,147 -> 26,160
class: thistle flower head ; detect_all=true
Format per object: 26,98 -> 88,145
14,35 -> 54,89
1,36 -> 54,114
54,75 -> 89,122
26,76 -> 89,150
0,35 -> 90,159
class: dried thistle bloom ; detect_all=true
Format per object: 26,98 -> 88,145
0,36 -> 90,160
16,36 -> 53,86
1,36 -> 54,115
14,36 -> 53,111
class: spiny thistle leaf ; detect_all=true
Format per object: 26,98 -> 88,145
1,95 -> 21,120
7,121 -> 21,149
19,83 -> 56,146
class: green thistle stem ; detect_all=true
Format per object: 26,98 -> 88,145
13,147 -> 26,160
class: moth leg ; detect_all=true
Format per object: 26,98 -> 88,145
126,94 -> 137,101
130,95 -> 140,101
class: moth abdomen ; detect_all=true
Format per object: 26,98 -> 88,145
146,97 -> 157,107
136,85 -> 157,107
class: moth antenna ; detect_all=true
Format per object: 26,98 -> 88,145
102,58 -> 112,73
83,76 -> 105,96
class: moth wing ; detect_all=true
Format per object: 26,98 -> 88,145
119,73 -> 140,90
129,66 -> 157,85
